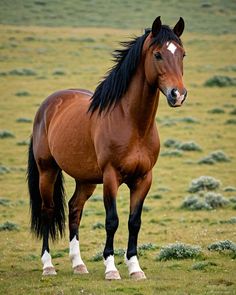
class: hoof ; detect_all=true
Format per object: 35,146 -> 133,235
42,267 -> 57,276
73,264 -> 89,274
130,271 -> 146,280
105,270 -> 121,280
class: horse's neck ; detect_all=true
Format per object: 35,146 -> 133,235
120,67 -> 159,136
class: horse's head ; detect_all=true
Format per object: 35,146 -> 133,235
144,17 -> 187,107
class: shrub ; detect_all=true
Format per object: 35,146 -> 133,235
191,261 -> 217,270
0,221 -> 19,231
208,108 -> 225,114
92,222 -> 104,230
0,165 -> 10,175
16,117 -> 32,123
229,108 -> 236,115
157,242 -> 202,261
52,69 -> 66,76
15,91 -> 30,97
0,198 -> 11,206
188,176 -> 221,193
178,141 -> 202,151
208,240 -> 236,253
163,139 -> 180,148
219,217 -> 236,224
204,75 -> 236,87
91,251 -> 103,262
177,117 -> 199,124
149,193 -> 162,200
198,151 -> 230,165
163,139 -> 201,151
9,68 -> 37,76
160,149 -> 183,157
225,119 -> 236,124
91,195 -> 103,202
17,140 -> 30,146
223,186 -> 236,192
0,130 -> 15,139
182,192 -> 229,210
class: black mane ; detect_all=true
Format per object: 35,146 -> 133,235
88,25 -> 182,114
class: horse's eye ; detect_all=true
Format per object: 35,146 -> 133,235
154,52 -> 162,60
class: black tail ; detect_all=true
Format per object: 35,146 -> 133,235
27,137 -> 66,241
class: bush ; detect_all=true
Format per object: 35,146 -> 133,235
219,217 -> 236,224
91,195 -> 103,202
208,108 -> 225,114
92,222 -> 104,230
208,240 -> 236,253
16,118 -> 32,123
163,139 -> 201,151
17,140 -> 30,146
191,261 -> 217,270
178,141 -> 202,151
15,91 -> 30,97
0,165 -> 10,175
157,242 -> 202,261
225,119 -> 236,125
224,186 -> 236,192
198,151 -> 230,165
229,108 -> 236,115
204,75 -> 236,87
0,221 -> 19,231
0,198 -> 11,206
182,192 -> 229,210
160,149 -> 183,157
188,176 -> 221,193
0,130 -> 15,139
9,68 -> 37,76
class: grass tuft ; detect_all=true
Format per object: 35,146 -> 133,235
191,261 -> 217,270
92,222 -> 104,230
15,91 -> 31,97
157,242 -> 202,261
208,240 -> 236,253
208,108 -> 225,114
0,198 -> 12,206
0,221 -> 19,231
198,150 -> 230,165
0,165 -> 11,175
16,117 -> 32,123
182,192 -> 229,210
160,149 -> 183,157
225,119 -> 236,125
9,68 -> 37,76
204,75 -> 236,87
188,176 -> 221,193
0,130 -> 15,139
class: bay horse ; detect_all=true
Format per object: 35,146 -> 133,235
27,16 -> 187,280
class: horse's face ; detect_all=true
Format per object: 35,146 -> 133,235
145,17 -> 187,107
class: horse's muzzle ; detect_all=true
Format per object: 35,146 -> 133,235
167,88 -> 187,107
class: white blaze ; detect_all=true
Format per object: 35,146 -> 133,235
167,42 -> 177,54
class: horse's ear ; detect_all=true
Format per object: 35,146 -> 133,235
152,16 -> 162,38
173,17 -> 185,37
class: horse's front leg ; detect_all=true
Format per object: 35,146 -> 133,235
125,171 -> 152,280
103,166 -> 121,280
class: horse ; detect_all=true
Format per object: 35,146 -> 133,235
27,16 -> 187,280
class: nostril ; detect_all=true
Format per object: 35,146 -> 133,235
171,88 -> 178,98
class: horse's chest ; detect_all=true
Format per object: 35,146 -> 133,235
117,145 -> 156,179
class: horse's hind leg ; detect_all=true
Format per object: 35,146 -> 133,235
39,164 -> 60,276
69,182 -> 96,274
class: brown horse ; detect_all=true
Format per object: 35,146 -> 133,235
27,16 -> 187,280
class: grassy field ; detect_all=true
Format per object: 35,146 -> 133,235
0,1 -> 236,294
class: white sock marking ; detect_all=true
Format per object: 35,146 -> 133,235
41,250 -> 54,270
104,255 -> 118,273
167,42 -> 177,54
69,236 -> 85,268
125,255 -> 143,275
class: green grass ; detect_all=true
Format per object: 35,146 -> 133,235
0,1 -> 236,294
